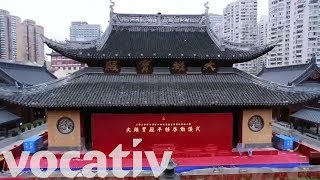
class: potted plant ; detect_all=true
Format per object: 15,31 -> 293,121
33,122 -> 38,128
12,131 -> 18,137
20,126 -> 26,132
27,124 -> 32,130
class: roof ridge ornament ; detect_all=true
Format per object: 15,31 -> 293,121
204,1 -> 209,15
110,0 -> 115,15
109,0 -> 116,13
310,53 -> 317,65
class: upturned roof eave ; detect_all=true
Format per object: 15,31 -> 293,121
43,37 -> 276,64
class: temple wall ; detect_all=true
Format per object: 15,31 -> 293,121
47,110 -> 81,150
241,109 -> 272,147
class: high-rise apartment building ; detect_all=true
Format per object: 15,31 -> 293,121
290,0 -> 320,65
268,0 -> 294,67
223,0 -> 259,74
22,19 -> 45,64
0,9 -> 10,60
10,16 -> 24,60
268,0 -> 320,67
209,14 -> 223,38
257,16 -> 269,70
0,9 -> 24,60
258,16 -> 269,46
0,9 -> 45,64
70,21 -> 101,41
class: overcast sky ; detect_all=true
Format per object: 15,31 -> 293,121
1,0 -> 268,41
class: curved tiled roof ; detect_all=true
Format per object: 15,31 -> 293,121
43,13 -> 277,65
0,61 -> 57,86
291,107 -> 320,124
0,67 -> 318,109
258,56 -> 320,86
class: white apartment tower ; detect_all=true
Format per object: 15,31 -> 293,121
223,0 -> 258,74
0,9 -> 44,64
268,0 -> 291,67
22,19 -> 45,64
70,22 -> 101,42
209,14 -> 224,38
0,9 -> 10,59
290,0 -> 320,65
257,16 -> 269,70
268,0 -> 320,67
0,9 -> 23,60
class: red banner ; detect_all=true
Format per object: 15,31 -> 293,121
91,113 -> 233,156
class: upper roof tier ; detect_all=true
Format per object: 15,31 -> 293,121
43,12 -> 277,66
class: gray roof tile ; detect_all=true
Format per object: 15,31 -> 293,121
0,67 -> 319,108
0,109 -> 21,125
0,62 -> 57,86
44,26 -> 276,64
291,107 -> 320,124
258,59 -> 320,86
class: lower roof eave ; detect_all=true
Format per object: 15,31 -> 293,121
10,102 -> 315,110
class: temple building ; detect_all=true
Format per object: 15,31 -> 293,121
0,61 -> 56,87
258,55 -> 320,91
1,3 -> 320,173
0,61 -> 56,129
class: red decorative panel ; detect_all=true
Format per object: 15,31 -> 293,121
91,113 -> 233,155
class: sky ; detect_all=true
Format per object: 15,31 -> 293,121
1,0 -> 269,41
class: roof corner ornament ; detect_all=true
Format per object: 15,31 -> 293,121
43,60 -> 47,68
109,0 -> 117,25
204,1 -> 209,15
310,53 -> 317,64
109,0 -> 115,15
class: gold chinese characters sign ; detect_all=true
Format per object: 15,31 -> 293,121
126,122 -> 201,133
103,60 -> 121,73
137,60 -> 153,74
170,60 -> 187,74
202,61 -> 218,74
309,71 -> 320,81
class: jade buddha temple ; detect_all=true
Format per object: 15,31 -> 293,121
1,2 -> 320,178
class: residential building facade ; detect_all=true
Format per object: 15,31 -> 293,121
0,9 -> 24,61
223,0 -> 259,74
10,16 -> 24,61
290,0 -> 320,65
0,9 -> 45,64
257,15 -> 269,70
267,0 -> 291,67
70,21 -> 101,41
0,9 -> 10,60
268,0 -> 320,67
209,14 -> 224,38
22,19 -> 45,64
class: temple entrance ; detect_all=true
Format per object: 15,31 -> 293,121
90,113 -> 233,157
